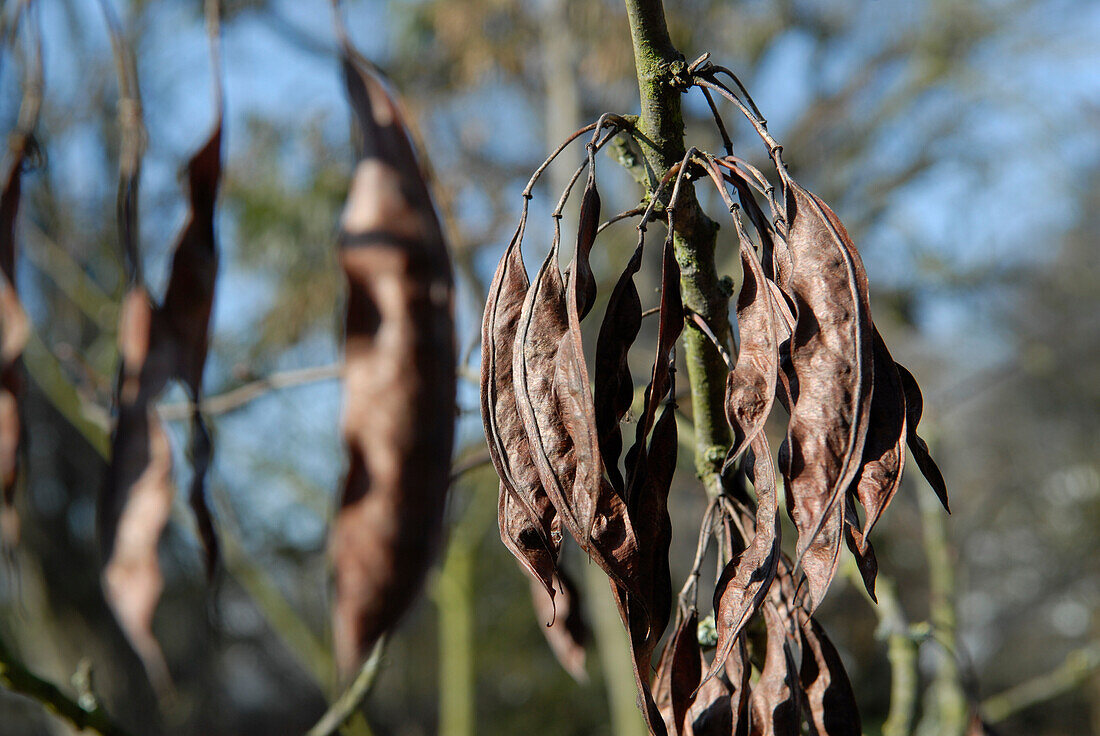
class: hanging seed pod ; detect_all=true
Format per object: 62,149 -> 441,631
700,158 -> 777,466
704,433 -> 779,685
798,616 -> 862,736
847,329 -> 907,548
101,122 -> 222,694
0,129 -> 30,549
778,175 -> 873,611
0,12 -> 41,549
748,602 -> 802,736
593,241 -> 643,495
158,128 -> 222,577
330,46 -> 455,676
482,210 -> 560,600
654,609 -> 703,736
895,362 -> 950,511
512,173 -> 641,596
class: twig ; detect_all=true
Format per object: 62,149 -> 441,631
305,639 -> 386,736
158,364 -> 342,421
846,562 -> 919,736
981,642 -> 1100,724
0,632 -> 133,736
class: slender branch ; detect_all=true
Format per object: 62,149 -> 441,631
981,643 -> 1100,724
0,632 -> 133,736
623,0 -> 730,499
158,364 -> 341,421
847,563 -> 919,736
305,640 -> 385,736
915,469 -> 968,736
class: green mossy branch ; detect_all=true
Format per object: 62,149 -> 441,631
623,0 -> 731,499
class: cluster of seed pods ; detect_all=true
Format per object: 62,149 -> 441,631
481,60 -> 948,735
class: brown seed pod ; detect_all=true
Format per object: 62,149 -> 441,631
846,329 -> 907,549
329,47 -> 455,677
512,185 -> 642,596
704,433 -> 780,685
0,133 -> 30,548
748,602 -> 802,736
482,210 -> 560,600
593,241 -> 643,495
895,362 -> 950,511
700,159 -> 778,466
798,615 -> 862,736
688,653 -> 734,736
778,176 -> 873,610
654,609 -> 702,736
100,122 -> 222,694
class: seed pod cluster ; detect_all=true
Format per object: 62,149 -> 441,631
481,62 -> 947,734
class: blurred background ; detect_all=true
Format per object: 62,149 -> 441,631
1,0 -> 1098,734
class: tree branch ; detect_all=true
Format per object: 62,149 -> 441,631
981,643 -> 1100,724
0,632 -> 133,736
623,0 -> 730,499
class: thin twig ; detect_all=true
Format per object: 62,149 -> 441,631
981,642 -> 1100,724
158,364 -> 342,420
0,632 -> 134,736
305,639 -> 386,736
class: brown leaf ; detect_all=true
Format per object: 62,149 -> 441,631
330,49 -> 456,677
704,433 -> 780,684
482,210 -> 560,599
778,177 -> 873,610
529,567 -> 589,683
895,362 -> 950,512
799,616 -> 862,736
749,602 -> 802,736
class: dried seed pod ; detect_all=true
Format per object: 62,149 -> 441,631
159,128 -> 222,577
654,609 -> 702,735
895,362 -> 950,511
101,123 -> 222,693
0,20 -> 40,548
704,433 -> 780,685
688,655 -> 734,736
529,567 -> 589,683
846,329 -> 907,548
749,602 -> 802,736
0,134 -> 30,547
799,616 -> 862,736
843,496 -> 879,601
513,201 -> 641,596
330,48 -> 455,676
482,211 -> 560,599
593,242 -> 643,495
778,176 -> 873,610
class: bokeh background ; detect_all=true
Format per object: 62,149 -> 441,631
1,0 -> 1098,734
